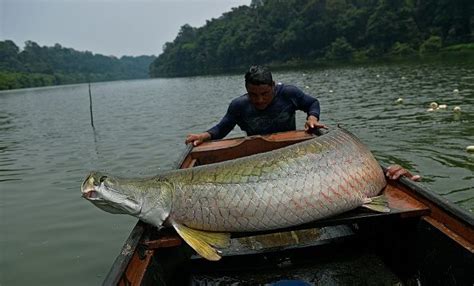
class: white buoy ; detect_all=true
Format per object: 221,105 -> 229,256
427,108 -> 435,112
430,102 -> 439,109
305,86 -> 309,89
401,76 -> 406,80
466,146 -> 474,153
376,74 -> 380,78
329,90 -> 333,93
453,89 -> 459,93
438,104 -> 447,109
453,106 -> 461,112
395,98 -> 403,104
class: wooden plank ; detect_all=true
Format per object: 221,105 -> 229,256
422,216 -> 473,252
191,131 -> 314,165
118,249 -> 154,286
383,183 -> 430,217
395,178 -> 474,246
143,236 -> 182,249
220,225 -> 356,257
103,221 -> 146,286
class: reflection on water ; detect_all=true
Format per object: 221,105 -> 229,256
0,61 -> 473,285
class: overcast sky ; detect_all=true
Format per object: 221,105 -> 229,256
1,0 -> 250,57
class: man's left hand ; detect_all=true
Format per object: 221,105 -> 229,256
305,115 -> 326,131
386,164 -> 421,181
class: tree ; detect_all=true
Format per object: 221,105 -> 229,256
0,40 -> 156,90
325,37 -> 354,60
419,35 -> 442,54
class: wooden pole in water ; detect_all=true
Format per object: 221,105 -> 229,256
88,82 -> 95,128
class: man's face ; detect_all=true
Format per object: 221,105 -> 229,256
246,83 -> 275,110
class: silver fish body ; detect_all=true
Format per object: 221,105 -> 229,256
82,127 -> 387,260
163,127 -> 386,232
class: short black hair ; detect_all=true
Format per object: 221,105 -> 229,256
245,65 -> 273,86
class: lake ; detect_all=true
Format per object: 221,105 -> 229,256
1,61 -> 473,285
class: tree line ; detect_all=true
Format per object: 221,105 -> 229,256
0,40 -> 156,90
150,0 -> 473,77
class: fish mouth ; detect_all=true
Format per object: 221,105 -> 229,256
81,173 -> 102,201
82,190 -> 99,200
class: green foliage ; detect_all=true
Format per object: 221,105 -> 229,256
420,35 -> 443,54
391,42 -> 416,57
442,43 -> 474,51
325,37 -> 354,60
0,40 -> 156,90
149,0 -> 473,77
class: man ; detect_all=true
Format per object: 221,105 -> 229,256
185,65 -> 420,181
186,65 -> 325,145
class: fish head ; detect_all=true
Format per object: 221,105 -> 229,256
81,172 -> 142,216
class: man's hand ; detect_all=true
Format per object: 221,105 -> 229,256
185,132 -> 211,147
386,164 -> 421,181
305,115 -> 326,131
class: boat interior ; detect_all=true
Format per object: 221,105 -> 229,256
106,131 -> 473,286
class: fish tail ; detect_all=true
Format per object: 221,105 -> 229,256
361,195 -> 390,213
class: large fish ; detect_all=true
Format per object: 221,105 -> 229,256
81,127 -> 387,260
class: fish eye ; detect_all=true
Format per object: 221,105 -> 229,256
99,176 -> 108,183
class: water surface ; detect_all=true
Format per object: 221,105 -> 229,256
1,62 -> 473,285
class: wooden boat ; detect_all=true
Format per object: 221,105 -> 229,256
103,130 -> 473,285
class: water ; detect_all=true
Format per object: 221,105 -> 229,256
1,62 -> 473,285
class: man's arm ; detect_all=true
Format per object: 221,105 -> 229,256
285,85 -> 325,130
185,103 -> 238,146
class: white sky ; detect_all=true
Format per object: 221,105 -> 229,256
1,0 -> 250,57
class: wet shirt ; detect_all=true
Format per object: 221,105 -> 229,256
207,83 -> 320,139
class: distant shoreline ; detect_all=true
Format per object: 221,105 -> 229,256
1,45 -> 473,91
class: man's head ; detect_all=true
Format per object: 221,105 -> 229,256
245,65 -> 275,110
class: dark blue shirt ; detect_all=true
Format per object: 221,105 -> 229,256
207,83 -> 320,139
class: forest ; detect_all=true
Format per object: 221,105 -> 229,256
1,0 -> 472,89
0,40 -> 156,90
150,0 -> 473,77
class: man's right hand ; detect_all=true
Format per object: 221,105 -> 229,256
304,115 -> 327,132
185,132 -> 211,146
385,164 -> 421,181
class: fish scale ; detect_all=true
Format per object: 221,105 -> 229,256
167,128 -> 386,232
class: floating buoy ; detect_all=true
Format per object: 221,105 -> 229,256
427,102 -> 440,111
453,89 -> 459,93
438,104 -> 447,109
453,106 -> 461,112
395,98 -> 403,104
466,146 -> 474,153
376,74 -> 380,78
305,86 -> 309,89
401,76 -> 406,80
329,90 -> 333,93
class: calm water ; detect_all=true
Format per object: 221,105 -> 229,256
1,62 -> 473,285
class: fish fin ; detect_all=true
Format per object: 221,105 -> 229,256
170,221 -> 230,261
361,195 -> 390,213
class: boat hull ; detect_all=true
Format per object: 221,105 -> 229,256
102,130 -> 473,286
